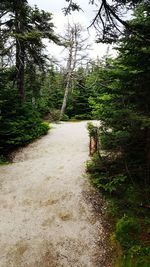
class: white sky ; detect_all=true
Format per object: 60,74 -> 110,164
28,0 -> 115,66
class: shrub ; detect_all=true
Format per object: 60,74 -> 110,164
87,154 -> 127,193
36,97 -> 49,116
116,216 -> 141,249
125,186 -> 143,207
49,109 -> 60,122
123,246 -> 150,267
87,122 -> 98,138
0,104 -> 50,155
61,113 -> 69,121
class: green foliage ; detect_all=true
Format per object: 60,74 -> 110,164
66,67 -> 93,119
0,155 -> 8,165
36,97 -> 50,116
122,246 -> 150,267
88,3 -> 150,189
87,4 -> 150,266
45,66 -> 64,110
1,1 -> 60,65
72,113 -> 92,120
87,154 -> 103,176
124,186 -> 142,208
87,154 -> 127,194
87,122 -> 98,138
116,216 -> 141,249
106,198 -> 120,217
61,114 -> 69,121
32,65 -> 97,122
90,172 -> 127,193
0,69 -> 49,155
0,103 -> 49,154
102,175 -> 127,193
0,1 -> 61,156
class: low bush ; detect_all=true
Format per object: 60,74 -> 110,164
116,216 -> 141,249
49,109 -> 60,122
87,122 -> 98,138
36,97 -> 50,116
61,113 -> 69,121
0,104 -> 50,155
123,246 -> 150,267
87,154 -> 127,194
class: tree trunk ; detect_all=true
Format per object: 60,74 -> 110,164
15,8 -> 25,102
59,73 -> 71,120
16,40 -> 25,102
59,27 -> 74,120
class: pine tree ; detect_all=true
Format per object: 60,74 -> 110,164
0,0 -> 60,101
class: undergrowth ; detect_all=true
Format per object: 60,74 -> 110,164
87,153 -> 150,267
0,103 -> 50,157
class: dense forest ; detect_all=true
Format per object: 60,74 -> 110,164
0,0 -> 150,266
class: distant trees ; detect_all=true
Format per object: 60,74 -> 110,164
65,66 -> 93,120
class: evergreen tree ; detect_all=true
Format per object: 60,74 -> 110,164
66,67 -> 93,119
0,0 -> 61,155
90,3 -> 150,189
0,0 -> 59,101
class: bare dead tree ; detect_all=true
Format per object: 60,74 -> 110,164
59,22 -> 91,120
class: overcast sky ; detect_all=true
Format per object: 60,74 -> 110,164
28,0 -> 114,65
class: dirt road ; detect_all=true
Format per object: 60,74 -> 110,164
0,121 -> 107,267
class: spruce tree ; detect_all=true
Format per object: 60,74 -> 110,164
90,3 -> 150,189
0,0 -> 59,101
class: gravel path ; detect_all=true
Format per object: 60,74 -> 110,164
0,121 -> 107,267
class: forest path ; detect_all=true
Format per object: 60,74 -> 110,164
0,121 -> 107,267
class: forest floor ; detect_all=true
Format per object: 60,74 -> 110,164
0,121 -> 111,267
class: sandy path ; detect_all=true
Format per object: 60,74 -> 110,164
0,121 -> 107,267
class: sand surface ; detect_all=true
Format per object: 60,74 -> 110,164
0,121 -> 107,267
